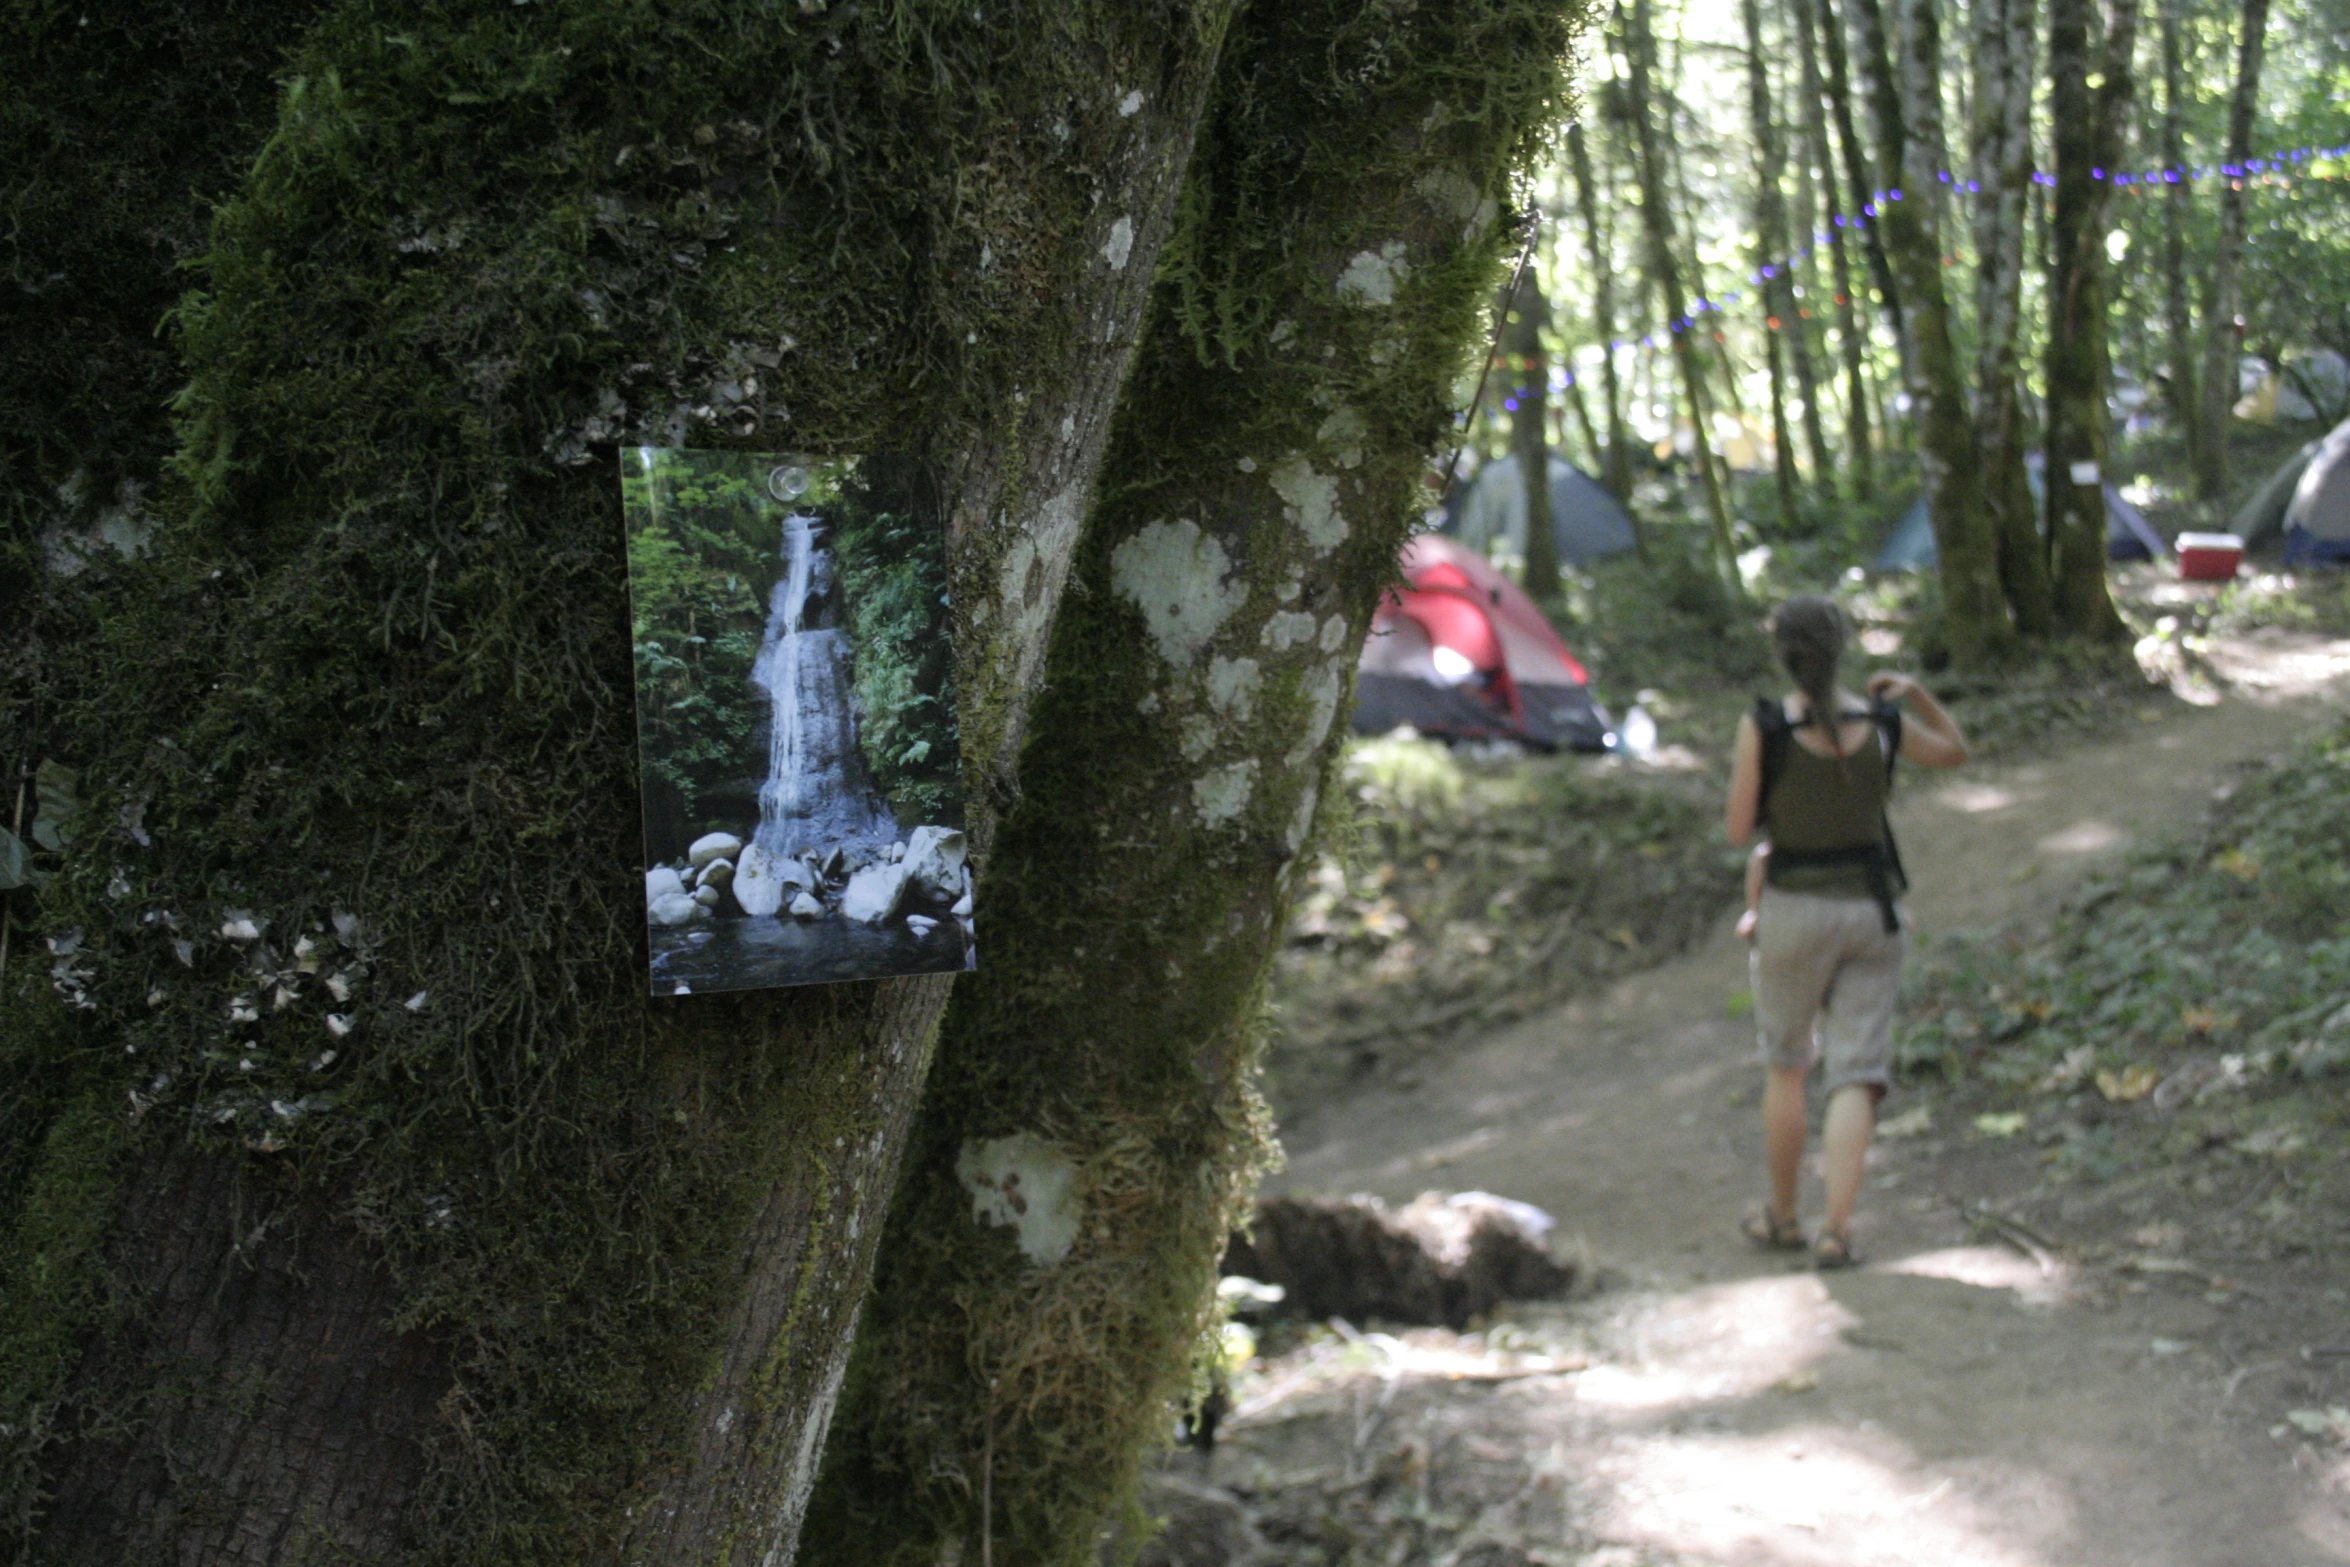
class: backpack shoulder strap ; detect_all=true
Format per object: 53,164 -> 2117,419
1754,696 -> 1793,811
1871,698 -> 1904,791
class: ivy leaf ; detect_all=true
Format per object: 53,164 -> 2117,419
31,759 -> 79,851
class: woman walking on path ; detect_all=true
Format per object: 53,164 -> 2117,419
1725,596 -> 1970,1268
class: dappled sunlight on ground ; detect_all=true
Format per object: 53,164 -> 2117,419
1878,1245 -> 2074,1309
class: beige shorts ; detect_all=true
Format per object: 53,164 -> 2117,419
1750,887 -> 1905,1097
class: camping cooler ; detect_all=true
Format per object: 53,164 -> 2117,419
2175,531 -> 2244,581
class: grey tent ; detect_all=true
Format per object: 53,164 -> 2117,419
2233,438 -> 2322,551
1447,453 -> 1638,568
2284,417 -> 2350,565
1873,454 -> 2165,572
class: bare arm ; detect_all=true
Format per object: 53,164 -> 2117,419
1868,673 -> 1969,768
1726,712 -> 1764,844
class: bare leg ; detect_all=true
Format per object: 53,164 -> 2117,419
1763,1064 -> 1810,1224
1820,1083 -> 1876,1240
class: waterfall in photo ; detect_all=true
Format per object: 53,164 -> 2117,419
750,513 -> 898,859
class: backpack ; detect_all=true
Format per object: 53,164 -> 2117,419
1753,696 -> 1908,933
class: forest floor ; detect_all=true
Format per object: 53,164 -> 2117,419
1166,601 -> 2350,1565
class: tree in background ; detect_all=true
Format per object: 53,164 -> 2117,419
1744,0 -> 1804,530
1509,265 -> 1566,599
1970,0 -> 2058,636
1851,0 -> 2016,663
2192,0 -> 2272,499
2045,0 -> 2140,641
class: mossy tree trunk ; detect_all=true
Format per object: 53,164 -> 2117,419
1851,0 -> 2015,664
2044,0 -> 2138,642
1818,0 -> 1910,399
802,3 -> 1581,1563
1969,0 -> 2057,637
0,3 -> 1238,1562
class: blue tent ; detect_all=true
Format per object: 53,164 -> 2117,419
1447,454 -> 1639,568
1873,456 -> 2166,572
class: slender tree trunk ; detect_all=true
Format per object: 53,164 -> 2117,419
2157,0 -> 2200,441
1510,267 -> 1564,598
1664,45 -> 1749,433
1779,44 -> 1839,493
2045,0 -> 2139,640
1799,0 -> 1876,497
1822,0 -> 1913,392
5,5 -> 1237,1562
1569,119 -> 1635,499
1970,0 -> 2057,635
803,5 -> 1583,1562
1854,0 -> 2015,662
1627,0 -> 1740,589
2192,0 -> 2267,500
1745,0 -> 1802,529
1564,360 -> 1608,478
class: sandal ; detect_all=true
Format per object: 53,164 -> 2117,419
1813,1229 -> 1862,1270
1742,1207 -> 1808,1252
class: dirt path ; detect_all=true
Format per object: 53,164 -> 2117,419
1230,634 -> 2350,1566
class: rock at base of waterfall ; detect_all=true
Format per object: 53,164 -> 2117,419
732,843 -> 788,917
692,884 -> 723,909
904,826 -> 969,902
788,890 -> 823,919
696,857 -> 736,892
951,888 -> 974,919
646,866 -> 687,903
649,891 -> 705,927
840,862 -> 911,923
688,831 -> 744,870
777,857 -> 815,893
905,914 -> 939,936
887,841 -> 906,863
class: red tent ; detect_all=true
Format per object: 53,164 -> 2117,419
1350,535 -> 1613,751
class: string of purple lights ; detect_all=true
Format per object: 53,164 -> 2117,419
1489,136 -> 2349,415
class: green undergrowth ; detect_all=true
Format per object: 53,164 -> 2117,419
1267,735 -> 1740,1111
1898,714 -> 2350,1202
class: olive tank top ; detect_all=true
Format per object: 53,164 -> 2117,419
1762,720 -> 1894,901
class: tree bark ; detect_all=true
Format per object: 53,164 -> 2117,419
1853,0 -> 2016,663
2045,0 -> 2139,641
2157,0 -> 2200,444
1568,120 -> 1636,501
1820,0 -> 1912,394
1969,0 -> 2057,635
1745,0 -> 1802,530
1798,0 -> 1877,498
2192,0 -> 2268,500
802,4 -> 1581,1562
1627,0 -> 1740,590
1509,267 -> 1563,598
2,4 -> 1237,1562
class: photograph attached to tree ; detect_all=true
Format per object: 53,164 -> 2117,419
622,449 -> 969,994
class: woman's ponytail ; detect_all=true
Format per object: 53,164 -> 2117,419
1770,595 -> 1847,751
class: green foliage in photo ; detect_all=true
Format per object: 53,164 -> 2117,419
830,457 -> 961,829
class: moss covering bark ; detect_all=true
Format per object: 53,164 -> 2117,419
803,5 -> 1587,1562
0,2 -> 1237,1560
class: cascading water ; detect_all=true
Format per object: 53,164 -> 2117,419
749,513 -> 898,860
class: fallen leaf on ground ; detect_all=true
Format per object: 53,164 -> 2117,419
2096,1063 -> 2159,1102
2039,1044 -> 2095,1092
1776,1371 -> 1819,1393
1878,1106 -> 1934,1139
1974,1111 -> 2028,1138
2285,1408 -> 2350,1443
